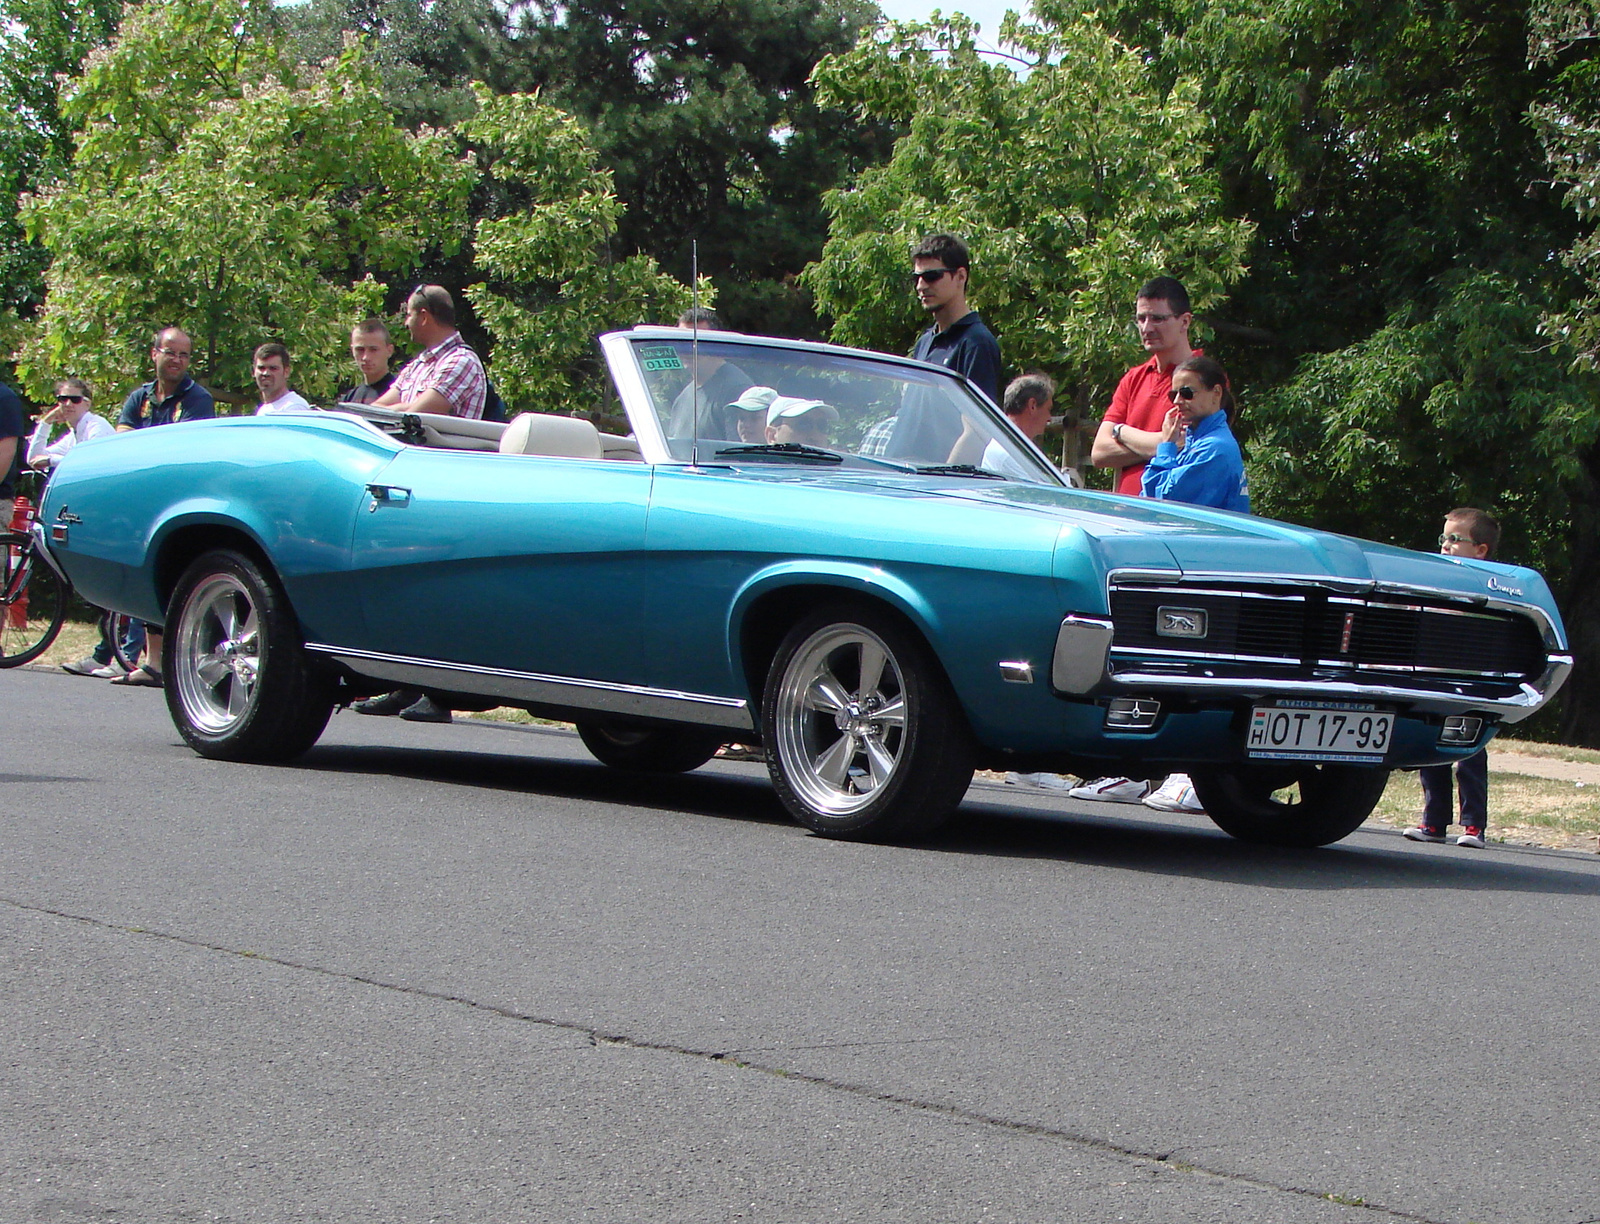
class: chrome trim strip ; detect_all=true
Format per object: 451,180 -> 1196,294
27,522 -> 71,584
306,643 -> 754,730
1109,653 -> 1572,723
1111,645 -> 1300,665
1052,614 -> 1114,693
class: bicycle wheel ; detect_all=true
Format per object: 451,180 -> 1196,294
0,532 -> 69,667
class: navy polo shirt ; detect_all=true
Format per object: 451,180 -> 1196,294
119,376 -> 215,429
0,382 -> 26,500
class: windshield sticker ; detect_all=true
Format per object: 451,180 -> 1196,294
639,345 -> 684,372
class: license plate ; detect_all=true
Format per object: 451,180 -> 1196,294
1247,702 -> 1393,762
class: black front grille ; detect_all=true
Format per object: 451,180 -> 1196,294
1109,584 -> 1546,681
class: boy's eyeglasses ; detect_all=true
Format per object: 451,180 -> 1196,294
909,268 -> 953,285
55,394 -> 86,403
1439,532 -> 1473,546
1167,385 -> 1198,401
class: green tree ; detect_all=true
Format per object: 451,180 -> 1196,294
801,8 -> 1253,419
459,85 -> 696,411
0,0 -> 121,315
20,0 -> 476,403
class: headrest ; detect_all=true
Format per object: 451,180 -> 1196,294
499,412 -> 603,459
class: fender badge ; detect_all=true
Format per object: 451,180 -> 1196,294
1486,577 -> 1523,597
56,507 -> 81,524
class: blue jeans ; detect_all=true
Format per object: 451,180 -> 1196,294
1420,749 -> 1488,831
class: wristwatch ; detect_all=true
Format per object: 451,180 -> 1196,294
1111,423 -> 1125,445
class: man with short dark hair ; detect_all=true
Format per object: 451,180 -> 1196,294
667,307 -> 748,441
341,320 -> 397,404
889,233 -> 1001,461
1091,276 -> 1198,496
111,327 -> 215,686
373,285 -> 486,419
253,343 -> 312,414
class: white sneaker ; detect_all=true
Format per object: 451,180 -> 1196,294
61,656 -> 105,676
1143,773 -> 1205,814
1067,776 -> 1151,803
1004,772 -> 1076,791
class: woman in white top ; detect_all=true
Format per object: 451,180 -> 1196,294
28,378 -> 115,472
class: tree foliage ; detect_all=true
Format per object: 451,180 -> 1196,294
802,8 -> 1253,412
20,0 -> 477,403
0,0 -> 121,315
459,85 -> 694,411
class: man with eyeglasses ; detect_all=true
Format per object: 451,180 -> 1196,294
116,327 -> 215,433
887,233 -> 1001,461
1091,276 -> 1198,496
110,327 -> 215,686
372,285 -> 486,420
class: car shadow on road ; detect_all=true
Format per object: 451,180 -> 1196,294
937,797 -> 1600,896
296,741 -> 796,829
297,720 -> 1597,897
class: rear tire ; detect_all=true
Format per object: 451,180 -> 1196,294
165,549 -> 334,762
1190,763 -> 1390,847
576,720 -> 725,773
762,603 -> 974,840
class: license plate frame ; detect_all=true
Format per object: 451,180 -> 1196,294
1246,701 -> 1394,763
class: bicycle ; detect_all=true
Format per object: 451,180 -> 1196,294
1,489 -> 69,667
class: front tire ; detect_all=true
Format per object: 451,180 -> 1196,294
763,604 -> 974,840
576,720 -> 724,773
1190,763 -> 1390,847
0,532 -> 68,667
165,550 -> 333,762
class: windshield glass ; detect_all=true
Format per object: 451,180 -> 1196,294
623,335 -> 1062,484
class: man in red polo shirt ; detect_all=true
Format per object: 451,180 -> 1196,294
1090,276 -> 1198,496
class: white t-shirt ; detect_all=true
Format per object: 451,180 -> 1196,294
27,412 -> 115,469
256,390 -> 314,415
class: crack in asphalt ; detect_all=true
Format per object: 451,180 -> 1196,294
7,893 -> 1454,1223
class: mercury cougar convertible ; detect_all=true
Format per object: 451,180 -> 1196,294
35,329 -> 1572,845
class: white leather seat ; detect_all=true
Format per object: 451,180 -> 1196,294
499,413 -> 604,459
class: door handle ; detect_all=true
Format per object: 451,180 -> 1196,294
366,484 -> 412,510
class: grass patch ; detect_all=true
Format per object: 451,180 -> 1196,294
465,707 -> 574,729
1368,768 -> 1600,850
1490,736 -> 1600,767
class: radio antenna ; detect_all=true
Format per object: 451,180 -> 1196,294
690,241 -> 700,467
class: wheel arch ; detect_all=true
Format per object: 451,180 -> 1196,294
730,564 -> 948,735
151,516 -> 279,621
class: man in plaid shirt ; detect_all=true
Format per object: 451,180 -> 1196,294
374,285 -> 486,419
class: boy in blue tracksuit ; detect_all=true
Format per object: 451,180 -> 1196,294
1140,354 -> 1249,512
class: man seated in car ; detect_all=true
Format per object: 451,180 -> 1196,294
766,396 -> 839,448
727,386 -> 778,443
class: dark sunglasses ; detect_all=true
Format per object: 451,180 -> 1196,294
1167,385 -> 1198,401
910,268 -> 954,285
55,393 -> 86,404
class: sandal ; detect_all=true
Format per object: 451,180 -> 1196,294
110,665 -> 163,688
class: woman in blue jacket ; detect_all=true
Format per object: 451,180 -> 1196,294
1140,355 -> 1249,512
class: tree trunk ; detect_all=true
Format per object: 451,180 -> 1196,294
1557,450 -> 1600,747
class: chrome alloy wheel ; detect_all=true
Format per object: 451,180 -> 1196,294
174,573 -> 264,735
773,623 -> 908,816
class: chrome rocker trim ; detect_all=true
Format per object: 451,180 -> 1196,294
306,644 -> 754,731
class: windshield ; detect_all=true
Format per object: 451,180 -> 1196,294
619,334 -> 1063,484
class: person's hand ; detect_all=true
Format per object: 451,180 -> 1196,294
1160,405 -> 1187,448
37,405 -> 65,426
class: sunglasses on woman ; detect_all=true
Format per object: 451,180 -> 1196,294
55,394 -> 86,404
1167,385 -> 1198,401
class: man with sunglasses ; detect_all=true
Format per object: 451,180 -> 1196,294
27,379 -> 114,473
888,233 -> 1002,461
110,327 -> 215,687
1091,276 -> 1198,496
372,285 -> 486,420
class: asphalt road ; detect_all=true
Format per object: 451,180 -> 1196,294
4,666 -> 1597,1224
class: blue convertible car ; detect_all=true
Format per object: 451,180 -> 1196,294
36,329 -> 1572,845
